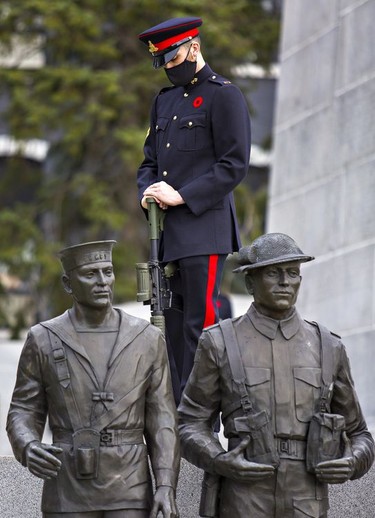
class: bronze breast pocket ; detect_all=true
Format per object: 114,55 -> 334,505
244,367 -> 272,411
294,367 -> 321,423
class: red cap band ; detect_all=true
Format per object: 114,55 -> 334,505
151,28 -> 199,54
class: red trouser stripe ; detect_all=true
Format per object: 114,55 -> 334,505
203,254 -> 219,328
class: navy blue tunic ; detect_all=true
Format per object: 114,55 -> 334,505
137,63 -> 251,262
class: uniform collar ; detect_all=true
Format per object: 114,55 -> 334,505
246,303 -> 301,340
185,63 -> 214,91
41,308 -> 149,367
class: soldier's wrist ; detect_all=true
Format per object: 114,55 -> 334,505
174,190 -> 184,205
23,440 -> 40,466
156,484 -> 175,493
212,451 -> 225,475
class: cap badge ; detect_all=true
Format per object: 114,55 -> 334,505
148,41 -> 159,53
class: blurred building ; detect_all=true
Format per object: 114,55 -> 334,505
0,36 -> 48,201
268,0 -> 375,425
234,63 -> 278,193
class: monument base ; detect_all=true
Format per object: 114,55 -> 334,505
0,456 -> 373,517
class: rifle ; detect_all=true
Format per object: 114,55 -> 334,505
136,197 -> 176,333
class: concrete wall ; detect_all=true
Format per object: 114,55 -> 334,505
267,0 -> 375,424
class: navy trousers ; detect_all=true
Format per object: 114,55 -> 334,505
164,254 -> 226,405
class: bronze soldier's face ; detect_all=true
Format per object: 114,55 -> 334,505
251,261 -> 301,319
67,261 -> 115,309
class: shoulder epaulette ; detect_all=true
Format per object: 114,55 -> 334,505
305,319 -> 341,339
208,74 -> 232,86
159,85 -> 175,94
205,315 -> 241,333
204,321 -> 221,332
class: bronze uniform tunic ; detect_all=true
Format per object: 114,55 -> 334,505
178,304 -> 374,518
7,309 -> 179,513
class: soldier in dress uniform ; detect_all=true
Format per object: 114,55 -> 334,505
178,233 -> 374,517
7,241 -> 179,518
137,17 -> 251,404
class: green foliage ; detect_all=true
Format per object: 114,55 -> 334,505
0,0 -> 280,321
234,183 -> 268,245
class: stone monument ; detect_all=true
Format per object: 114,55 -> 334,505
267,0 -> 375,427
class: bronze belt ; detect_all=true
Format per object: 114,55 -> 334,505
276,437 -> 306,460
228,436 -> 306,460
53,428 -> 144,447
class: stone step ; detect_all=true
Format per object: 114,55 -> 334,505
0,456 -> 374,517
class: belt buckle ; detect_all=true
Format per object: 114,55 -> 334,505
279,439 -> 290,455
100,429 -> 114,445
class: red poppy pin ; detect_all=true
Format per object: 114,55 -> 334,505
193,96 -> 203,108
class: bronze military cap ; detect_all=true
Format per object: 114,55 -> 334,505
58,240 -> 116,273
233,233 -> 314,273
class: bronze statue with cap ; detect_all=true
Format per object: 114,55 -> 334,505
7,241 -> 180,518
178,233 -> 374,517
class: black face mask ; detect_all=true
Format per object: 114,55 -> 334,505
165,52 -> 197,87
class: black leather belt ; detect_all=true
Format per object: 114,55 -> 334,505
53,428 -> 144,447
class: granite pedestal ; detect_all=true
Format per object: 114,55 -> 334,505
1,456 -> 374,517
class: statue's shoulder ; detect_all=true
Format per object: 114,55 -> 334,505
30,311 -> 70,333
116,308 -> 157,338
304,319 -> 342,342
117,307 -> 149,326
203,316 -> 243,340
29,311 -> 70,343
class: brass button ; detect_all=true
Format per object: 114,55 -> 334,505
163,171 -> 168,177
188,121 -> 193,127
173,115 -> 177,120
212,75 -> 216,79
166,143 -> 171,148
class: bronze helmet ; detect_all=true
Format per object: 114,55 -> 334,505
233,233 -> 314,273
